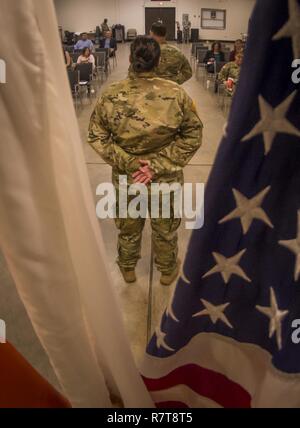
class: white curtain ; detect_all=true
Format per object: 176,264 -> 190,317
0,0 -> 153,408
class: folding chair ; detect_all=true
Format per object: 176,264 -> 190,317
204,61 -> 226,92
94,52 -> 107,82
75,63 -> 96,103
217,82 -> 227,109
223,94 -> 233,117
67,69 -> 82,111
195,47 -> 208,80
95,48 -> 111,74
111,49 -> 118,69
127,29 -> 137,41
191,42 -> 205,64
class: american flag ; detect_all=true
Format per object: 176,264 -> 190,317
141,0 -> 300,408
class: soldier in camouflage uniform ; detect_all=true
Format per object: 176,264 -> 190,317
218,52 -> 244,95
129,23 -> 192,85
88,36 -> 203,285
183,21 -> 191,44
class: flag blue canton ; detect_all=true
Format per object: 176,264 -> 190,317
147,0 -> 300,375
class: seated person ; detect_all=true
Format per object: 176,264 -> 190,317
218,52 -> 244,94
99,31 -> 117,57
230,39 -> 244,62
77,48 -> 96,70
74,32 -> 94,52
203,41 -> 225,73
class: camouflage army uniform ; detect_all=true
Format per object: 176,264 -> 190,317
155,42 -> 192,84
129,42 -> 193,85
101,22 -> 110,33
218,61 -> 241,84
88,72 -> 203,274
218,61 -> 241,96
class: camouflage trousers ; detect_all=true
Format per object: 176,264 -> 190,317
114,187 -> 181,275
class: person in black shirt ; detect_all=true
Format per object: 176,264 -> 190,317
203,41 -> 225,73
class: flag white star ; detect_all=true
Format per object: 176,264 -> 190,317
279,210 -> 300,282
155,328 -> 175,352
193,299 -> 233,329
219,187 -> 273,234
242,92 -> 300,155
256,287 -> 289,350
273,0 -> 300,59
202,249 -> 251,284
166,302 -> 179,323
166,288 -> 179,323
179,263 -> 191,285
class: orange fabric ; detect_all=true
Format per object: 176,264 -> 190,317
0,342 -> 71,408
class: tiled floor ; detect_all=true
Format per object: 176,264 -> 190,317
0,43 -> 226,390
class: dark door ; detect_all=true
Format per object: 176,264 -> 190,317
145,8 -> 176,40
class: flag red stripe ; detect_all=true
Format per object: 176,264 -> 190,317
143,364 -> 251,408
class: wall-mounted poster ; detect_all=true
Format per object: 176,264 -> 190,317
201,8 -> 226,30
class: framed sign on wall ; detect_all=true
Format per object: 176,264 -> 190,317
201,8 -> 226,30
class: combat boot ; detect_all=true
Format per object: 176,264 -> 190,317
120,268 -> 136,284
160,264 -> 180,286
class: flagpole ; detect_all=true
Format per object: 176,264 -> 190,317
147,241 -> 154,344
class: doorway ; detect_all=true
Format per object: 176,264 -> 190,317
145,8 -> 176,40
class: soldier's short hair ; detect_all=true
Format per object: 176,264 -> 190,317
151,22 -> 167,38
130,36 -> 161,73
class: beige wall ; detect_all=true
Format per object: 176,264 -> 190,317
176,0 -> 255,40
55,0 -> 255,40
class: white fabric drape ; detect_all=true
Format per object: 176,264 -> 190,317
0,0 -> 153,408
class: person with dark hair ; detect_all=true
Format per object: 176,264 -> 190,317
88,36 -> 203,286
203,41 -> 225,73
77,47 -> 95,70
74,32 -> 94,52
151,22 -> 192,84
229,39 -> 244,62
128,22 -> 192,84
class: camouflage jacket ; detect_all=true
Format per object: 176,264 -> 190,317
129,42 -> 193,85
88,72 -> 203,183
156,43 -> 193,85
218,61 -> 241,83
